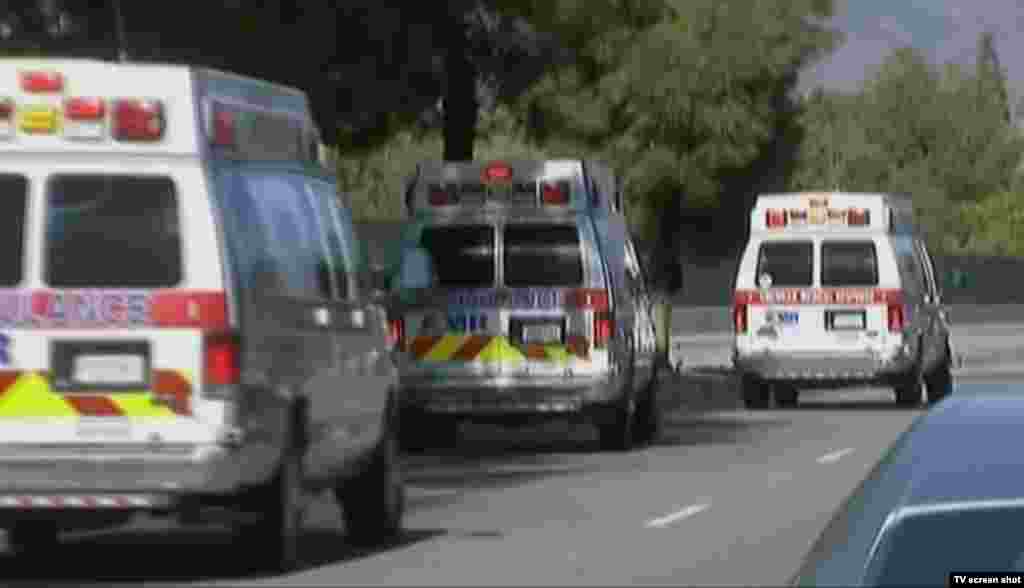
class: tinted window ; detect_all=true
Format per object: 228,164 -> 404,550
310,181 -> 351,300
0,176 -> 27,286
45,175 -> 181,287
821,241 -> 878,286
869,507 -> 1024,586
504,224 -> 584,287
756,242 -> 812,287
420,225 -> 494,288
227,173 -> 330,298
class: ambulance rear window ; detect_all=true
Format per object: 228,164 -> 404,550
504,224 -> 583,287
0,175 -> 27,286
821,241 -> 878,286
420,225 -> 495,287
44,175 -> 182,288
756,241 -> 812,287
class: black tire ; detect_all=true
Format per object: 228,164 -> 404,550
399,414 -> 459,454
894,369 -> 923,407
8,521 -> 58,555
741,375 -> 770,409
633,374 -> 662,446
925,346 -> 953,405
237,445 -> 306,574
336,433 -> 405,547
597,402 -> 635,452
775,384 -> 799,408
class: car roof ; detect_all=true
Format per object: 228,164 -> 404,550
891,393 -> 1024,507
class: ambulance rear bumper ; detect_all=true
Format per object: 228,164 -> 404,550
0,444 -> 245,504
734,348 -> 916,383
399,373 -> 621,416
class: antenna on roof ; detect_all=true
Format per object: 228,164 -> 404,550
112,0 -> 128,62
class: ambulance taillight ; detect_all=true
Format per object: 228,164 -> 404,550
541,181 -> 570,205
848,208 -> 870,226
150,291 -> 237,399
766,209 -> 787,228
733,290 -> 762,334
63,97 -> 106,141
203,333 -> 241,401
387,318 -> 405,351
112,99 -> 165,142
873,289 -> 905,333
565,289 -> 612,348
20,70 -> 63,93
0,98 -> 12,139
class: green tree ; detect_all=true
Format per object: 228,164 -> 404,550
791,42 -> 1024,251
509,0 -> 839,249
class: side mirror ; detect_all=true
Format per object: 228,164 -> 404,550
397,247 -> 435,291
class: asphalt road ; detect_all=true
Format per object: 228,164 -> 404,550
0,323 -> 1021,585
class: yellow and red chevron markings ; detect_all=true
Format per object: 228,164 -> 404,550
409,334 -> 590,363
0,370 -> 192,418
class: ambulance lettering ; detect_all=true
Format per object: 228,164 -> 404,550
447,312 -> 488,332
762,288 -> 873,305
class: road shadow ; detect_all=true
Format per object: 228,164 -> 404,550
401,422 -> 605,493
653,413 -> 793,447
792,401 -> 924,412
0,525 -> 445,584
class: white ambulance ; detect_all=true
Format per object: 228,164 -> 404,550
387,160 -> 663,451
0,59 -> 402,571
732,192 -> 953,408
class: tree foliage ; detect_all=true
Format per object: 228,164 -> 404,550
791,39 -> 1024,251
503,0 -> 839,260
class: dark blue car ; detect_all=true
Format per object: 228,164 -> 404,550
793,386 -> 1024,586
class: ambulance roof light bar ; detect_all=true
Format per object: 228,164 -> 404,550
20,70 -> 63,93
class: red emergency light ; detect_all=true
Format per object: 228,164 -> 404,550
20,71 -> 63,93
112,99 -> 165,142
766,209 -> 788,228
482,162 -> 513,182
65,97 -> 105,120
847,208 -> 870,226
64,97 -> 107,141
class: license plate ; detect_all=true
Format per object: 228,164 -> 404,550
775,311 -> 799,325
73,354 -> 145,385
522,324 -> 561,344
829,311 -> 865,330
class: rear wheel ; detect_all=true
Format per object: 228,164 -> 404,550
236,443 -> 306,573
894,368 -> 924,407
633,375 -> 662,446
597,402 -> 635,451
925,345 -> 953,404
336,433 -> 405,547
741,375 -> 770,409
